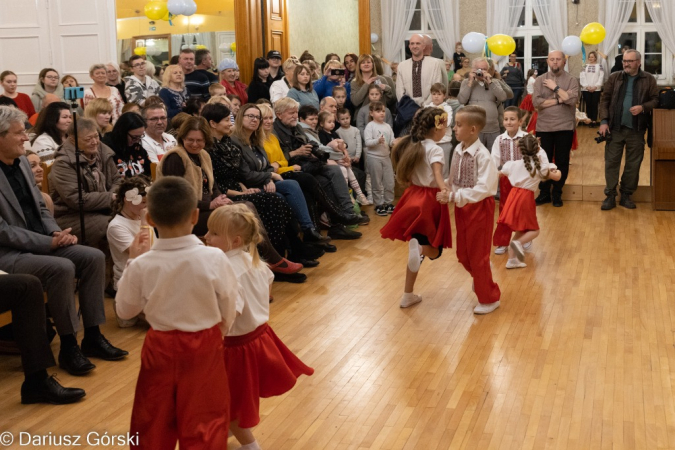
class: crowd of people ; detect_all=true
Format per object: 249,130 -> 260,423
0,31 -> 660,450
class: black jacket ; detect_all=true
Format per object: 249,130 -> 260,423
229,135 -> 274,188
598,69 -> 659,133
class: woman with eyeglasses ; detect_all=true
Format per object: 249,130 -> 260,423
83,64 -> 125,123
102,112 -> 152,178
31,68 -> 65,112
50,117 -> 122,247
30,102 -> 72,165
105,61 -> 127,103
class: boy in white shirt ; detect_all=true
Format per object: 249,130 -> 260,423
439,105 -> 501,314
116,176 -> 242,449
363,101 -> 396,216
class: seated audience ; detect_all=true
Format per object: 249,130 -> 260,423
287,65 -> 320,109
195,48 -> 219,83
31,102 -> 72,164
102,112 -> 152,178
124,55 -> 160,106
247,57 -> 272,104
167,112 -> 191,136
106,61 -> 127,103
31,68 -> 65,112
25,150 -> 54,214
83,64 -> 124,123
159,64 -> 188,121
219,58 -> 248,104
183,97 -> 205,116
84,98 -> 113,136
61,75 -> 79,88
270,58 -> 298,103
209,82 -> 226,98
226,94 -> 242,117
141,103 -> 177,163
122,102 -> 141,115
0,106 -> 127,378
27,94 -> 60,127
1,71 -> 36,116
181,48 -> 211,99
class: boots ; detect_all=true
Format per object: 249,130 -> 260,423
315,184 -> 364,226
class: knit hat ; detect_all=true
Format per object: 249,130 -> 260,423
218,58 -> 238,72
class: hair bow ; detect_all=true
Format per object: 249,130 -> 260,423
124,187 -> 144,206
435,112 -> 448,130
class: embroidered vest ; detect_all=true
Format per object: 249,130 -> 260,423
450,151 -> 477,189
499,136 -> 522,166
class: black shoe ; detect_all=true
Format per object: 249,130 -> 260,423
620,194 -> 636,209
21,375 -> 86,405
357,213 -> 370,225
302,228 -> 331,243
59,346 -> 96,376
328,224 -> 362,240
300,259 -> 320,268
314,242 -> 337,252
385,204 -> 395,214
81,335 -> 128,361
535,192 -> 551,206
336,213 -> 363,226
601,195 -> 616,210
552,195 -> 563,207
274,272 -> 308,283
375,205 -> 388,216
300,244 -> 325,260
104,285 -> 117,299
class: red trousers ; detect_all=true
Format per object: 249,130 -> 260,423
493,176 -> 513,247
130,325 -> 230,450
455,198 -> 501,304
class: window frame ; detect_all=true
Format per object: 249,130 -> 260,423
513,0 -> 548,74
401,0 -> 444,62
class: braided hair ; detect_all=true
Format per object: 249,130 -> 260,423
392,107 -> 446,185
519,134 -> 550,179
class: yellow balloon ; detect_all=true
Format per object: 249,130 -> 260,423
487,34 -> 516,57
580,22 -> 606,45
230,42 -> 237,53
161,10 -> 170,21
144,1 -> 167,21
134,47 -> 147,56
195,45 -> 207,50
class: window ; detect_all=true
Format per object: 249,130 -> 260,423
514,0 -> 548,75
619,0 -> 669,83
403,0 -> 445,61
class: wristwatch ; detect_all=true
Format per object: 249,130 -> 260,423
553,85 -> 560,93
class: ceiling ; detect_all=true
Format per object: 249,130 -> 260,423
116,0 -> 234,19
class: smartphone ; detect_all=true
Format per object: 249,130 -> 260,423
330,69 -> 345,76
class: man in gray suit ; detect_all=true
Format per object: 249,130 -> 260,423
0,106 -> 127,376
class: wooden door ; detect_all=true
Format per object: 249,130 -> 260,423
234,0 -> 263,84
264,0 -> 288,59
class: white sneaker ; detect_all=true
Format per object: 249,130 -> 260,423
523,241 -> 533,252
494,246 -> 507,255
237,441 -> 262,450
506,259 -> 527,269
510,240 -> 525,262
357,194 -> 372,205
400,293 -> 422,308
473,301 -> 500,315
407,238 -> 422,273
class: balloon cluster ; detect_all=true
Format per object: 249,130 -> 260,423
562,23 -> 606,57
144,0 -> 197,21
462,32 -> 515,57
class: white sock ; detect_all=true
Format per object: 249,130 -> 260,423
237,441 -> 261,450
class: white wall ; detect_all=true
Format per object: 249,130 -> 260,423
0,0 -> 117,94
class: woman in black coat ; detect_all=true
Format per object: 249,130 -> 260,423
246,58 -> 272,104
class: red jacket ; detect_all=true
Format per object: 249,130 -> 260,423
221,80 -> 248,104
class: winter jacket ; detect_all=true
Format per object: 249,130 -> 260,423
598,69 -> 659,133
31,83 -> 64,112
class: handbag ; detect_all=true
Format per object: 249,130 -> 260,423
658,87 -> 675,110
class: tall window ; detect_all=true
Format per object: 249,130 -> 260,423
514,0 -> 548,75
618,0 -> 666,81
403,0 -> 444,61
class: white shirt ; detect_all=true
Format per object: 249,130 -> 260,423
580,63 -> 605,90
270,78 -> 291,104
424,102 -> 454,144
226,248 -> 274,337
141,132 -> 177,163
501,149 -> 556,192
447,140 -> 498,208
526,77 -> 536,95
411,139 -> 445,188
31,133 -> 59,165
116,234 -> 242,333
107,215 -> 141,290
491,129 -> 527,169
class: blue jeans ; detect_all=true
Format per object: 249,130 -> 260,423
274,180 -> 314,230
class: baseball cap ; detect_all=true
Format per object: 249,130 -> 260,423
267,50 -> 282,60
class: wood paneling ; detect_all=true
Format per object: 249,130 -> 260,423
358,0 -> 371,56
264,0 -> 289,59
234,0 -> 263,85
651,109 -> 675,210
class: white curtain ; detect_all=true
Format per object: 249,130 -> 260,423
645,1 -> 675,56
599,0 -> 635,61
421,0 -> 459,59
487,0 -> 526,67
170,33 -> 217,57
381,0 -> 416,68
532,0 -> 567,51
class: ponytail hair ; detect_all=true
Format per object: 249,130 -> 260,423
519,134 -> 549,180
393,107 -> 447,185
207,204 -> 264,266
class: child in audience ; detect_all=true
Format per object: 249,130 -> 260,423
205,204 -> 314,450
318,111 -> 369,205
356,84 -> 393,137
491,106 -> 527,255
497,134 -> 559,269
380,108 -> 453,308
425,82 -> 455,176
438,105 -> 501,315
336,108 -> 371,204
209,82 -> 226,98
227,94 -> 242,117
332,85 -> 353,117
116,176 -> 241,449
364,101 -> 395,216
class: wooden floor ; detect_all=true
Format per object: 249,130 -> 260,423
2,201 -> 675,449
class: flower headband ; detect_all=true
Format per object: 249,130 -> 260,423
124,186 -> 149,206
435,112 -> 448,130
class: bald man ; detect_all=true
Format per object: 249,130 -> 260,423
532,50 -> 579,207
396,34 -> 448,106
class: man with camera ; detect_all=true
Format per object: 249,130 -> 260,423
457,57 -> 508,150
598,49 -> 659,210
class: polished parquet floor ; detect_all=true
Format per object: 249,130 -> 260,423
2,199 -> 675,449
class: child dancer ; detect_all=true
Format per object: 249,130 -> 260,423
439,105 -> 501,315
491,106 -> 527,255
116,176 -> 241,449
497,134 -> 560,268
318,111 -> 370,204
381,107 -> 453,308
364,101 -> 396,216
206,204 -> 314,450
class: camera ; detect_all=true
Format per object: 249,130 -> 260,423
594,131 -> 610,144
309,141 -> 329,162
475,69 -> 483,77
330,69 -> 345,76
64,86 -> 84,101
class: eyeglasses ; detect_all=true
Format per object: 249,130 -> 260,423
243,114 -> 261,121
132,64 -> 145,68
44,76 -> 59,80
128,133 -> 144,142
82,135 -> 100,144
146,116 -> 167,122
623,59 -> 639,63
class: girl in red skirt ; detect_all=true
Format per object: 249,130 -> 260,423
206,205 -> 314,450
380,107 -> 453,308
497,134 -> 560,269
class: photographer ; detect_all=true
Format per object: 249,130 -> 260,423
457,57 -> 508,150
313,61 -> 350,100
598,49 -> 658,211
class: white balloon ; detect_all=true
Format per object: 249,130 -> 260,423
167,0 -> 187,16
182,1 -> 197,16
219,42 -> 228,51
462,32 -> 487,54
561,35 -> 582,56
370,33 -> 379,44
147,47 -> 161,56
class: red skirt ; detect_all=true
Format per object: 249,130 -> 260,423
526,112 -> 537,134
520,94 -> 534,112
571,129 -> 578,150
224,323 -> 314,428
380,185 -> 453,248
497,187 -> 539,232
